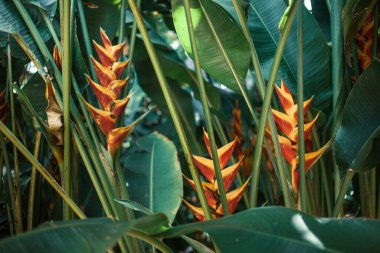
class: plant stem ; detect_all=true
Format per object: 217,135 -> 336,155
297,4 -> 307,212
128,230 -> 174,253
230,0 -> 292,208
127,0 -> 212,220
27,132 -> 42,231
0,121 -> 86,219
119,0 -> 127,44
331,0 -> 344,203
250,0 -> 301,208
309,111 -> 332,216
0,134 -> 15,235
183,0 -> 229,215
77,0 -> 97,81
333,169 -> 355,218
7,39 -> 23,233
40,10 -> 61,51
62,0 -> 72,220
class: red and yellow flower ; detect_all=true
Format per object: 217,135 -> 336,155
272,80 -> 330,193
183,129 -> 249,221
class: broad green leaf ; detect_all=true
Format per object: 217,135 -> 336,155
334,60 -> 380,170
0,1 -> 49,63
172,0 -> 251,93
343,0 -> 377,63
159,207 -> 380,253
0,218 -> 130,253
124,132 -> 183,224
247,0 -> 331,108
311,0 -> 331,41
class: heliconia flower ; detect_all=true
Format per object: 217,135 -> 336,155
82,28 -> 148,156
272,80 -> 330,193
184,129 -> 250,221
53,46 -> 62,71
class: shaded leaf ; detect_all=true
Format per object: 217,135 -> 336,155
124,132 -> 183,224
159,207 -> 380,253
335,60 -> 380,170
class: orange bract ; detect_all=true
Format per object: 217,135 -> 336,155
82,28 -> 137,156
272,80 -> 330,193
183,129 -> 250,221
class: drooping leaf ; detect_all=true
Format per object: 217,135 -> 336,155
159,207 -> 380,253
335,60 -> 380,170
172,0 -> 251,93
124,132 -> 183,224
246,0 -> 331,108
0,218 -> 130,253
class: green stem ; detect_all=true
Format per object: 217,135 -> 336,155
0,121 -> 86,219
309,112 -> 332,216
40,10 -> 61,51
7,40 -> 23,233
119,0 -> 127,44
370,168 -> 376,217
297,4 -> 307,212
231,0 -> 292,208
127,0 -> 212,220
27,132 -> 42,231
183,0 -> 229,215
332,169 -> 355,217
249,0 -> 301,208
77,0 -> 97,81
127,230 -> 173,253
62,0 -> 72,220
0,134 -> 15,235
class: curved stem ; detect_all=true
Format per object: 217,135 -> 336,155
127,230 -> 174,253
332,169 -> 355,217
119,0 -> 127,44
27,132 -> 42,231
0,121 -> 86,219
183,0 -> 229,215
127,0 -> 212,220
231,0 -> 292,208
249,0 -> 301,208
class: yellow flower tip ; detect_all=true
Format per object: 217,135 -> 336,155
112,61 -> 129,79
107,125 -> 134,156
86,75 -> 116,110
82,98 -> 116,136
192,155 -> 215,183
90,56 -> 116,87
99,27 -> 112,50
182,198 -> 208,221
111,95 -> 131,119
93,39 -> 114,68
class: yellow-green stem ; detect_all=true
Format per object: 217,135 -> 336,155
183,0 -> 229,216
231,0 -> 292,208
250,0 -> 301,208
7,39 -> 23,233
27,132 -> 42,231
297,4 -> 307,212
332,169 -> 355,217
0,121 -> 86,219
62,0 -> 72,220
127,0 -> 212,220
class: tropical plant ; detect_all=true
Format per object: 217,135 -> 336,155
0,0 -> 379,252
